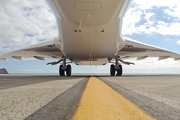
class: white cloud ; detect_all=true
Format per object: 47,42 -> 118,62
144,12 -> 154,21
133,0 -> 179,9
131,21 -> 180,35
122,7 -> 143,35
0,0 -> 58,54
156,22 -> 180,35
177,40 -> 180,45
164,6 -> 180,18
1,0 -> 179,54
122,0 -> 180,35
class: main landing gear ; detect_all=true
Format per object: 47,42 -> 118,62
110,57 -> 135,76
47,58 -> 72,76
59,64 -> 72,76
110,57 -> 123,76
110,64 -> 122,76
59,58 -> 72,76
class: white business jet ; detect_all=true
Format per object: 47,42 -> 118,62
0,0 -> 180,76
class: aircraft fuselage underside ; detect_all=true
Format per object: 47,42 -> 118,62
48,0 -> 131,76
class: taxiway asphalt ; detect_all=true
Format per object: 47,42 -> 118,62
0,74 -> 180,120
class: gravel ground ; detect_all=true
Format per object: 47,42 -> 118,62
100,75 -> 180,110
0,75 -> 86,120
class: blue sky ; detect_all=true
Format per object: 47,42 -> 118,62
0,0 -> 180,74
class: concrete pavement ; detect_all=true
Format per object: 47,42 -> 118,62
0,74 -> 180,120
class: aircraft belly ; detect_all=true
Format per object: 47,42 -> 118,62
50,0 -> 130,64
53,0 -> 126,26
60,19 -> 121,60
74,58 -> 109,65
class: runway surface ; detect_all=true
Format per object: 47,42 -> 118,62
0,74 -> 180,120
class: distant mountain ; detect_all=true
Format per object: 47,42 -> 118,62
0,68 -> 9,74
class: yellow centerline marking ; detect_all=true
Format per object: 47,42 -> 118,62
72,76 -> 156,120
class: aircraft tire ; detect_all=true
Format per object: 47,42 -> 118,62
59,65 -> 65,76
116,64 -> 122,76
110,64 -> 115,76
66,65 -> 72,76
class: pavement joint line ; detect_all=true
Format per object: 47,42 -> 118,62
72,76 -> 156,120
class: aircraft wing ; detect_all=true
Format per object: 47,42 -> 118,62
118,37 -> 180,61
0,40 -> 63,61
